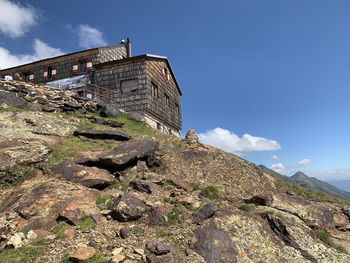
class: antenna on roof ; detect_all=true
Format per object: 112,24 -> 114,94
120,39 -> 125,43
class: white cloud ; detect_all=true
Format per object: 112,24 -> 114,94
198,127 -> 281,155
271,155 -> 279,160
298,158 -> 312,165
0,39 -> 63,69
77,24 -> 107,49
0,0 -> 39,38
271,162 -> 286,173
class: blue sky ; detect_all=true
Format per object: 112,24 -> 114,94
1,0 -> 350,181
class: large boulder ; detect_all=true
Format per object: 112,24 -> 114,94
76,139 -> 159,172
146,241 -> 179,263
0,178 -> 99,232
194,221 -> 238,263
0,90 -> 28,108
193,203 -> 217,224
52,161 -> 115,189
73,129 -> 130,141
110,192 -> 147,222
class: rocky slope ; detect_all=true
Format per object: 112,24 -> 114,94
0,80 -> 350,263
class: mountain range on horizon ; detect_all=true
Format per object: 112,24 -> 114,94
259,165 -> 350,200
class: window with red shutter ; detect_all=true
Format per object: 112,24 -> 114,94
51,66 -> 57,79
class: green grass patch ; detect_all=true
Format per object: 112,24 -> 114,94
0,245 -> 46,263
167,207 -> 182,225
0,164 -> 36,188
313,228 -> 348,254
96,193 -> 113,206
200,185 -> 220,200
54,222 -> 68,239
79,217 -> 96,229
48,135 -> 115,165
156,227 -> 168,237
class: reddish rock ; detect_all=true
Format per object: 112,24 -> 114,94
70,246 -> 96,261
58,203 -> 83,226
148,205 -> 168,226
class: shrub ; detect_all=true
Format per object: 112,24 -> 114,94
96,193 -> 113,206
167,207 -> 182,224
79,217 -> 96,229
1,164 -> 36,187
54,222 -> 68,239
200,185 -> 220,200
313,228 -> 348,254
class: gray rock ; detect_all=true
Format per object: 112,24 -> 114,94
185,129 -> 199,145
130,180 -> 159,194
193,203 -> 217,224
74,129 -> 130,141
76,139 -> 159,173
110,193 -> 147,222
52,161 -> 114,190
194,221 -> 237,263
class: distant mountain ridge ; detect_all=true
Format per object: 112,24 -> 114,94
259,165 -> 350,200
290,171 -> 350,200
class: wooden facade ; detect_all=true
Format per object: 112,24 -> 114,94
0,43 -> 182,134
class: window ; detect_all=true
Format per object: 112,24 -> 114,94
79,61 -> 87,73
175,103 -> 180,115
151,82 -> 158,97
162,67 -> 170,81
156,122 -> 161,130
47,67 -> 53,80
165,94 -> 170,107
121,79 -> 138,93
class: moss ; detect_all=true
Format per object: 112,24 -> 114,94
0,164 -> 36,187
0,245 -> 46,263
167,207 -> 182,225
54,222 -> 68,239
238,204 -> 256,212
132,226 -> 144,237
200,185 -> 220,200
313,228 -> 348,254
79,217 -> 96,229
96,193 -> 113,206
110,181 -> 129,191
156,228 -> 168,237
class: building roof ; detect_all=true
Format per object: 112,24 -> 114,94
0,43 -> 126,72
95,54 -> 182,96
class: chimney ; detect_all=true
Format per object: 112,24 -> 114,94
126,38 -> 132,58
